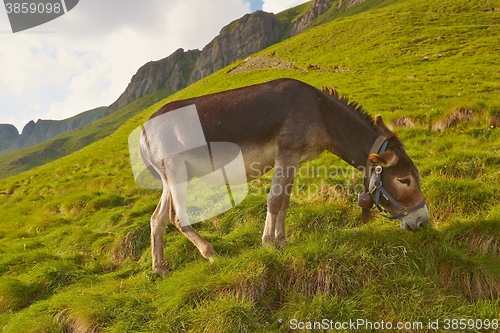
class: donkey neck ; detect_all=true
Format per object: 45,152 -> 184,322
321,99 -> 379,170
331,123 -> 378,170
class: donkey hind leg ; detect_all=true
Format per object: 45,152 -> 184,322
168,200 -> 217,262
163,155 -> 217,262
262,151 -> 300,247
150,188 -> 171,275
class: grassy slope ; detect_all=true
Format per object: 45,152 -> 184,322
0,0 -> 499,332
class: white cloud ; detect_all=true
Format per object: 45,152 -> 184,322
262,0 -> 308,14
0,36 -> 68,95
0,0 -> 251,132
40,61 -> 112,121
164,0 -> 251,50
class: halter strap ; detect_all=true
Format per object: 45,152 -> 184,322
360,135 -> 426,220
364,135 -> 387,187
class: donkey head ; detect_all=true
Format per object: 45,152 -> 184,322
367,115 -> 429,231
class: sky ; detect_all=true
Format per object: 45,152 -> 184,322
0,0 -> 307,133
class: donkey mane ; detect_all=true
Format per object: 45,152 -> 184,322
321,86 -> 404,147
321,86 -> 375,126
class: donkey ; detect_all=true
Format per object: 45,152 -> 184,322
139,78 -> 428,275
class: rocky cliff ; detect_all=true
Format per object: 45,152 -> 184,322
187,10 -> 284,84
0,106 -> 107,154
288,0 -> 367,37
106,48 -> 200,114
105,0 -> 367,112
106,10 -> 287,115
288,0 -> 333,37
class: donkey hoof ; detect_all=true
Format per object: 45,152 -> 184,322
276,239 -> 288,247
262,236 -> 275,247
153,265 -> 169,276
205,253 -> 217,263
201,245 -> 217,263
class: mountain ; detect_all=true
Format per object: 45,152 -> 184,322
0,107 -> 107,155
186,10 -> 284,85
0,124 -> 18,144
288,0 -> 334,37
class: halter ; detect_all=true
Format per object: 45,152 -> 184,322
358,135 -> 426,220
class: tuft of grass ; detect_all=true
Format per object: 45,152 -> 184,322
111,225 -> 151,264
0,277 -> 41,313
186,296 -> 263,333
443,219 -> 500,257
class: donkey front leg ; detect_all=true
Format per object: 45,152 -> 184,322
262,152 -> 300,247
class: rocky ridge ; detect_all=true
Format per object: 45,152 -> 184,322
0,107 -> 106,154
106,49 -> 200,114
288,0 -> 333,37
187,11 -> 284,85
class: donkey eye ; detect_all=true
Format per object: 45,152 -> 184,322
398,178 -> 412,186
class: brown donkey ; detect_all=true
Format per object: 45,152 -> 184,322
139,78 -> 428,275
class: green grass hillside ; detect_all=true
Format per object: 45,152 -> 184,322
1,0 -> 499,332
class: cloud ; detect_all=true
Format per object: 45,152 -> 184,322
0,0 -> 251,131
262,0 -> 307,14
40,61 -> 113,121
0,36 -> 69,95
164,0 -> 252,51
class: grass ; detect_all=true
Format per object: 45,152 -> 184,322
0,0 -> 499,331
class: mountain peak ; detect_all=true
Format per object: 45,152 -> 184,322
0,124 -> 19,143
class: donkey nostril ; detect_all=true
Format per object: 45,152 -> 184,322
418,217 -> 429,229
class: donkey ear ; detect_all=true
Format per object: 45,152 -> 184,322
374,114 -> 394,139
369,150 -> 399,167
